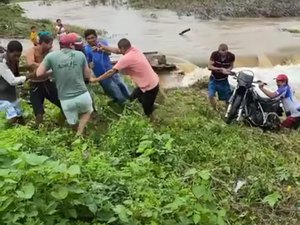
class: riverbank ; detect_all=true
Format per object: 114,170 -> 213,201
0,3 -> 94,39
130,0 -> 300,19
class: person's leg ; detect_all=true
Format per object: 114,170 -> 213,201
44,80 -> 62,108
208,77 -> 217,110
100,78 -> 127,104
77,92 -> 94,136
60,98 -> 79,133
29,83 -> 45,126
217,79 -> 232,103
129,87 -> 143,103
44,80 -> 65,124
0,100 -> 20,124
12,101 -> 25,125
281,116 -> 297,129
140,85 -> 159,120
112,73 -> 131,99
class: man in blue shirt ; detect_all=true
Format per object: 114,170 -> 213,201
84,29 -> 130,104
259,74 -> 300,129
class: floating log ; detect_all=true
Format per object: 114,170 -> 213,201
179,28 -> 191,35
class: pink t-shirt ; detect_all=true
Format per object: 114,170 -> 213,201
113,47 -> 159,92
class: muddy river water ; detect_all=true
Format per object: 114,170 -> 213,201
3,0 -> 300,94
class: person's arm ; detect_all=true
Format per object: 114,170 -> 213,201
259,83 -> 278,98
0,63 -> 30,85
94,68 -> 118,82
95,44 -> 121,54
94,54 -> 129,82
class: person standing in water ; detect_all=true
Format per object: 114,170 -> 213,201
36,34 -> 95,136
84,29 -> 131,104
94,38 -> 159,120
55,19 -> 66,38
208,44 -> 235,110
0,41 -> 33,124
25,35 -> 62,126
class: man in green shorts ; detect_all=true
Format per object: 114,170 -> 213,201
36,33 -> 94,135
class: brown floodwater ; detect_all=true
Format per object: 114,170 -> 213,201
2,0 -> 300,93
18,0 -> 300,66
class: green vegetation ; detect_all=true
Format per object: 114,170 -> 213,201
0,4 -> 99,39
0,84 -> 299,225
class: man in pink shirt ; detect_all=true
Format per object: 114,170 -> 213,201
95,38 -> 159,120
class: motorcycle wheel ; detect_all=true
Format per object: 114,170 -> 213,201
225,95 -> 243,124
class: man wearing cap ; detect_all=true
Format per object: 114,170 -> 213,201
208,44 -> 235,110
259,74 -> 300,129
25,35 -> 61,126
36,33 -> 95,135
84,29 -> 131,104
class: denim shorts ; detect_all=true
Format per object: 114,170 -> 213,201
0,100 -> 22,119
60,92 -> 93,125
208,76 -> 232,101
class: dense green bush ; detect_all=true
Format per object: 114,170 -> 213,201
0,87 -> 299,224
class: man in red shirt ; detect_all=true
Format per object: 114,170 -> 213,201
208,44 -> 235,110
94,38 -> 159,120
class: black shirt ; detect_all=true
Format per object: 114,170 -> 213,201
210,51 -> 235,80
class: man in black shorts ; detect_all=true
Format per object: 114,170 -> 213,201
25,35 -> 62,126
208,44 -> 235,110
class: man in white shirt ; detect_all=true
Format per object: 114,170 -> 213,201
0,41 -> 33,124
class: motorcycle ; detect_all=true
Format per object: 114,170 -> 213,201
225,70 -> 283,130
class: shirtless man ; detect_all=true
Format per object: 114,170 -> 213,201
25,35 -> 61,126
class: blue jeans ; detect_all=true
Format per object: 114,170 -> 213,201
100,73 -> 131,104
208,76 -> 231,101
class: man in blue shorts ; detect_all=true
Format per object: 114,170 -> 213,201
259,74 -> 300,129
0,41 -> 33,124
84,29 -> 131,104
208,44 -> 235,110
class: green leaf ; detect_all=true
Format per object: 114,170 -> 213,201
51,187 -> 69,200
262,192 -> 281,207
184,168 -> 197,177
25,154 -> 48,166
67,165 -> 81,176
114,204 -> 129,223
0,169 -> 10,177
193,214 -> 200,224
199,169 -> 211,180
107,217 -> 117,223
192,185 -> 204,199
16,183 -> 35,199
87,203 -> 98,214
67,208 -> 77,218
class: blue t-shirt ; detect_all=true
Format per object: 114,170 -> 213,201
275,84 -> 300,117
84,40 -> 113,77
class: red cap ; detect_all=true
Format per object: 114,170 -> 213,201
275,74 -> 288,81
59,33 -> 77,45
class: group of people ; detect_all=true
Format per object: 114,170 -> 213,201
208,44 -> 300,129
1,19 -> 300,134
0,26 -> 160,135
30,19 -> 66,46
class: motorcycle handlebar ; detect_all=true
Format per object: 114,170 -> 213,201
230,72 -> 267,85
